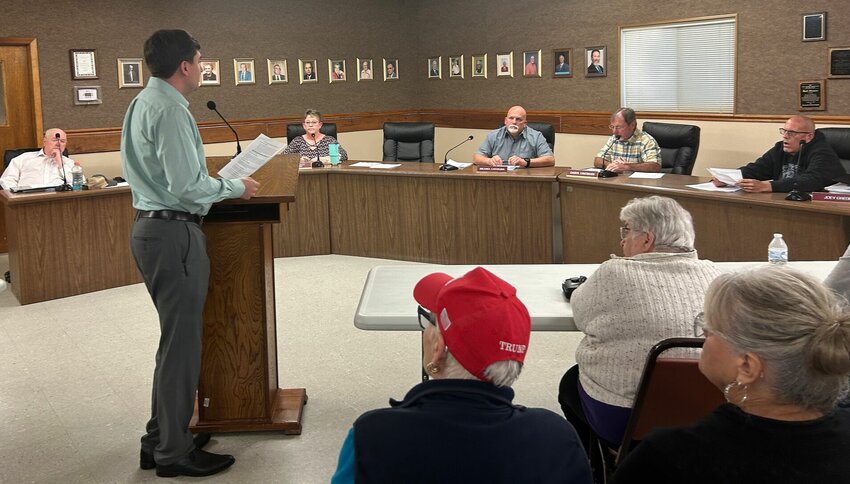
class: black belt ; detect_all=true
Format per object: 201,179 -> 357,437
136,210 -> 203,225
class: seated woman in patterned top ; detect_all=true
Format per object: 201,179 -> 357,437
284,109 -> 348,166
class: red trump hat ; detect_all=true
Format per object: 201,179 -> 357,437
413,267 -> 531,381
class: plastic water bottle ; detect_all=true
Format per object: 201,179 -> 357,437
329,143 -> 340,166
71,161 -> 84,191
768,233 -> 788,265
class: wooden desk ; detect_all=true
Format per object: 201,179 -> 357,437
0,186 -> 140,304
275,163 -> 567,264
558,173 -> 850,263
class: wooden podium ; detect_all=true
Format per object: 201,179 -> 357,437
189,153 -> 307,434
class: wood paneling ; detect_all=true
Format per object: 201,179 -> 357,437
1,187 -> 140,304
64,109 -> 850,155
559,174 -> 850,263
273,172 -> 331,257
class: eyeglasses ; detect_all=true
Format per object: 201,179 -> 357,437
417,305 -> 436,330
619,226 -> 643,240
779,128 -> 812,137
609,125 -> 627,130
693,312 -> 707,337
303,121 -> 320,125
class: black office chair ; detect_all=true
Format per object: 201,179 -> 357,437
527,122 -> 556,151
816,127 -> 850,174
286,123 -> 338,144
641,122 -> 701,175
382,122 -> 435,162
4,147 -> 71,168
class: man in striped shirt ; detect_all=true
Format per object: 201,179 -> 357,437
594,107 -> 661,173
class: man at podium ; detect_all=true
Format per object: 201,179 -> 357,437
120,29 -> 260,478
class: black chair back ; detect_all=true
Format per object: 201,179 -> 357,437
286,123 -> 338,144
382,122 -> 435,162
526,122 -> 556,151
642,122 -> 701,175
816,127 -> 850,173
4,147 -> 69,169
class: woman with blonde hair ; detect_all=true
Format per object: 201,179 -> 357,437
613,265 -> 850,483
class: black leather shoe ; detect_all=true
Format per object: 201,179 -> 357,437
139,432 -> 212,470
155,448 -> 235,478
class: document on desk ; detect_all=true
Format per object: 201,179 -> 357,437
629,172 -> 664,179
687,182 -> 742,192
707,168 -> 743,185
446,160 -> 472,169
349,162 -> 402,169
825,183 -> 850,194
217,134 -> 286,179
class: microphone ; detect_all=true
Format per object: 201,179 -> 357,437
785,140 -> 810,201
54,133 -> 72,192
598,135 -> 620,178
440,135 -> 474,172
206,101 -> 242,157
311,132 -> 324,168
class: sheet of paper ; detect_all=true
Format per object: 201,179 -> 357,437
825,183 -> 850,194
217,134 -> 286,179
350,162 -> 380,167
707,167 -> 743,186
629,172 -> 664,179
687,182 -> 741,192
447,160 -> 472,169
371,163 -> 401,169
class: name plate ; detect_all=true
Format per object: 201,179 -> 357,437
812,192 -> 850,203
565,169 -> 599,177
477,166 -> 508,172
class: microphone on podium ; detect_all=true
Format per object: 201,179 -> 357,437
54,132 -> 72,192
440,135 -> 474,172
598,135 -> 620,178
206,101 -> 242,157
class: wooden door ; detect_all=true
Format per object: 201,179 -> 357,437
0,38 -> 42,253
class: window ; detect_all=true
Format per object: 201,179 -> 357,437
620,16 -> 736,113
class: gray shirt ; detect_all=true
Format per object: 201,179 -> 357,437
475,126 -> 553,162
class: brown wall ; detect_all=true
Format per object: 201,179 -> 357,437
1,0 -> 848,132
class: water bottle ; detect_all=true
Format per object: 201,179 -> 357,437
329,143 -> 340,166
71,161 -> 84,191
768,233 -> 788,265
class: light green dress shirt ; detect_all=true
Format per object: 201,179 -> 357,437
120,77 -> 244,215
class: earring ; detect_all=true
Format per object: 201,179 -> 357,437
723,380 -> 748,405
425,362 -> 439,374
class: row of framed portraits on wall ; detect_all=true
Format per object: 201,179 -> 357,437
427,47 -> 607,80
114,57 -> 401,88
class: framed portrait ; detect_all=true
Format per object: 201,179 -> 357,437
328,59 -> 347,83
267,59 -> 287,84
798,80 -> 825,111
471,54 -> 487,79
117,58 -> 144,88
234,58 -> 255,85
383,58 -> 398,81
200,59 -> 220,86
69,49 -> 97,80
522,50 -> 542,78
552,49 -> 572,78
829,47 -> 850,79
299,59 -> 318,84
585,46 -> 606,78
496,52 -> 513,78
427,56 -> 442,79
356,58 -> 373,81
448,55 -> 464,79
73,86 -> 102,105
802,12 -> 826,42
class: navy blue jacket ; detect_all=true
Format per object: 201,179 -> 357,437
339,379 -> 591,484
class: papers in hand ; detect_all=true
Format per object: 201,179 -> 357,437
707,168 -> 743,186
687,182 -> 741,192
217,134 -> 286,179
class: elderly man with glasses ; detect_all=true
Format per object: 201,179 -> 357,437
594,107 -> 661,173
712,115 -> 844,193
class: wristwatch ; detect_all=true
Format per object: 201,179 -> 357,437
524,158 -> 531,168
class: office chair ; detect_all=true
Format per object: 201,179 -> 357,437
526,122 -> 556,151
816,127 -> 850,173
642,122 -> 701,175
286,123 -> 338,144
382,122 -> 435,162
588,337 -> 724,483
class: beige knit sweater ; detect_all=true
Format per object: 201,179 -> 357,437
573,251 -> 721,408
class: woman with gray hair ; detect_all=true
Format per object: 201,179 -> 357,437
332,267 -> 591,483
283,109 -> 348,166
613,265 -> 850,483
559,195 -> 721,453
